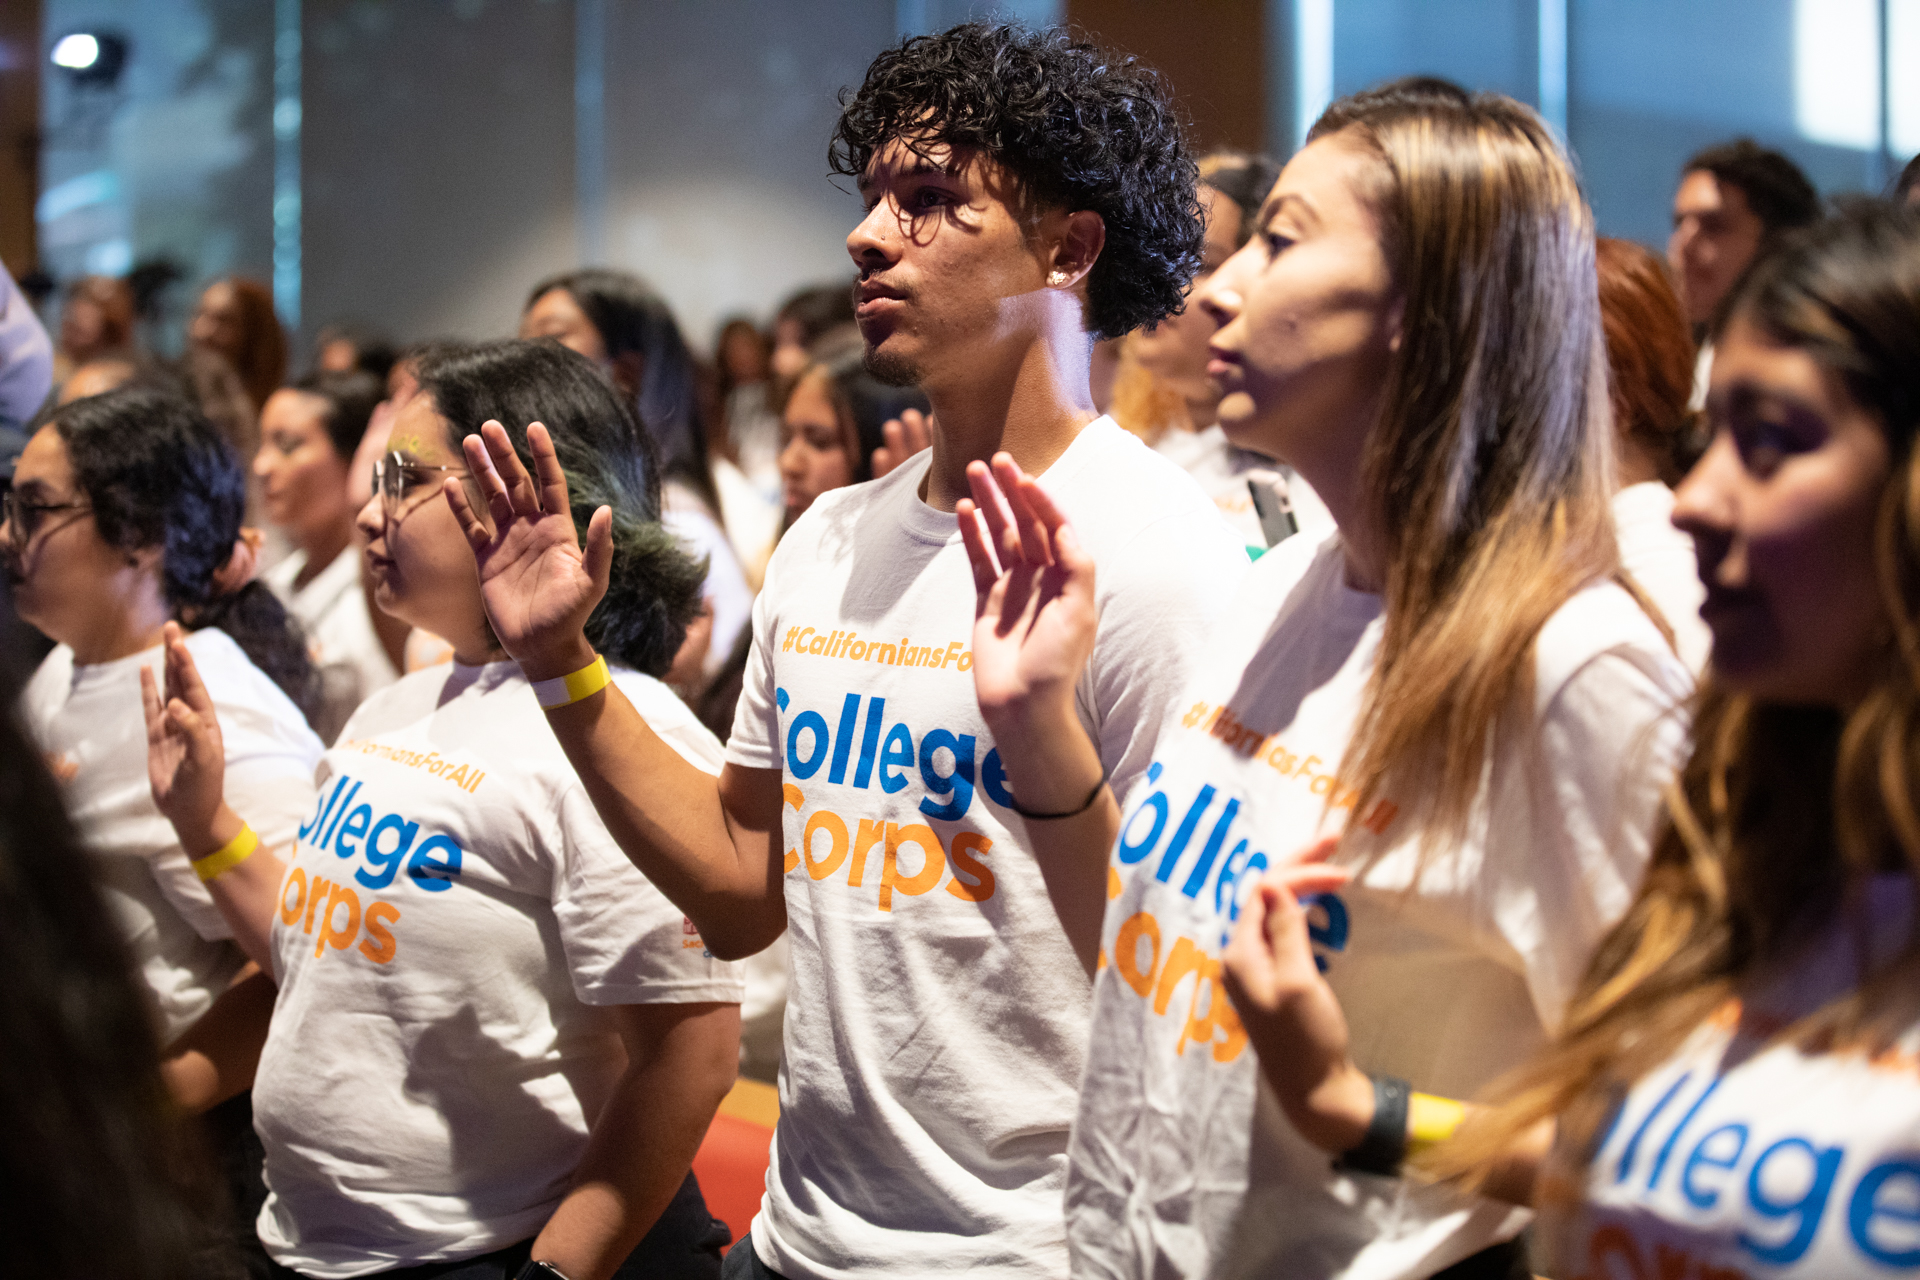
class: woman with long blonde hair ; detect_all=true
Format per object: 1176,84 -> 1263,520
956,85 -> 1692,1277
1226,198 -> 1920,1280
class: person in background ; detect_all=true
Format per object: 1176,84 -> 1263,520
7,387 -> 325,1275
255,370 -> 399,741
309,322 -> 397,384
714,316 -> 779,497
53,275 -> 136,388
1110,148 -> 1336,546
454,23 -> 1249,1280
1226,197 -> 1920,1280
1895,152 -> 1920,208
1596,236 -> 1712,672
520,271 -> 753,692
0,258 -> 54,453
1669,138 -> 1820,405
0,697 -> 241,1280
768,282 -> 856,380
190,278 -> 288,417
146,339 -> 742,1280
773,346 -> 930,532
971,82 -> 1693,1278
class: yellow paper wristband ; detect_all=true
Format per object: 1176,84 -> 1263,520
192,824 -> 260,882
1408,1091 -> 1469,1155
531,654 -> 611,710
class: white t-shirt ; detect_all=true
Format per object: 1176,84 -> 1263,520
1551,875 -> 1920,1279
264,545 -> 400,743
664,480 -> 755,679
1153,423 -> 1336,550
1614,481 -> 1711,675
1067,532 -> 1694,1280
726,418 -> 1250,1280
252,660 -> 744,1278
19,628 -> 323,1044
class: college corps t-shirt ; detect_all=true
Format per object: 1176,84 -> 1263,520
1067,533 -> 1694,1280
20,627 -> 323,1044
1551,875 -> 1920,1280
252,660 -> 743,1279
727,418 -> 1251,1280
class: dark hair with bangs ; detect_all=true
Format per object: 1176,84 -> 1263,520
830,21 -> 1203,340
287,369 -> 383,462
53,388 -> 320,724
414,340 -> 705,678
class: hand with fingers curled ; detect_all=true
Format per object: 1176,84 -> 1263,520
871,407 -> 933,479
448,419 -> 609,683
141,621 -> 235,855
1221,836 -> 1378,1154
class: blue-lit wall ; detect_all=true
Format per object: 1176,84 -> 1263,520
36,0 -> 1912,359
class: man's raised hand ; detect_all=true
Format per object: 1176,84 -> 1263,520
956,452 -> 1099,734
448,420 -> 609,680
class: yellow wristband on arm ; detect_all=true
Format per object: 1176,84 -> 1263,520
192,825 -> 260,883
531,653 -> 611,710
1408,1091 -> 1468,1155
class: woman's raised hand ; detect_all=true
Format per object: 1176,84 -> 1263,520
1222,838 -> 1375,1153
448,420 -> 610,680
141,622 -> 229,852
957,453 -> 1098,736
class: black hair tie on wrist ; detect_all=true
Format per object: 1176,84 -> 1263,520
1337,1075 -> 1410,1177
1008,773 -> 1109,821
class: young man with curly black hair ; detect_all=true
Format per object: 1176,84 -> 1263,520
447,23 -> 1249,1280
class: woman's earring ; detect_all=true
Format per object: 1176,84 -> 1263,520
1048,270 -> 1067,286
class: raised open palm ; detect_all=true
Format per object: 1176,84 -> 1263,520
957,453 -> 1098,729
448,420 -> 611,679
141,622 -> 227,846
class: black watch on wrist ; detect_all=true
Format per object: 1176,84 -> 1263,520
515,1262 -> 573,1280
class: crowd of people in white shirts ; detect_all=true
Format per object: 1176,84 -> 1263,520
7,19 -> 1920,1280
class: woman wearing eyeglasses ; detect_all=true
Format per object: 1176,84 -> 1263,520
144,339 -> 744,1280
7,386 -> 326,1273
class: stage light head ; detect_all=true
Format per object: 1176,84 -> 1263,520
50,31 -> 127,87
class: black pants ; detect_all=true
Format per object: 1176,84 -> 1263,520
265,1172 -> 728,1280
720,1234 -> 788,1280
203,1090 -> 274,1280
1431,1231 -> 1533,1280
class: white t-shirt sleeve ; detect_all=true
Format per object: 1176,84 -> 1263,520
726,558 -> 783,772
1491,643 -> 1690,1029
549,779 -> 745,1006
1084,511 -> 1250,805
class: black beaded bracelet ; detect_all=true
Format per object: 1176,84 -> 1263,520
1008,773 -> 1109,821
1337,1074 -> 1410,1177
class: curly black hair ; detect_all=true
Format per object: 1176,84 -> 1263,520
53,388 -> 321,725
830,21 -> 1202,340
414,340 -> 706,679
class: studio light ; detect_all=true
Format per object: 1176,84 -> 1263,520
49,30 -> 128,88
51,33 -> 98,69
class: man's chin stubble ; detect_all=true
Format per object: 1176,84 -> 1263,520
863,344 -> 922,388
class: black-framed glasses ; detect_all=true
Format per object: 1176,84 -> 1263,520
370,453 -> 470,521
1,490 -> 90,542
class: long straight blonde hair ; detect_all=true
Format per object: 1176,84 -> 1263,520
1310,88 -> 1619,844
1431,203 -> 1920,1208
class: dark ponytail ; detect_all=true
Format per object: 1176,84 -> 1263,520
415,340 -> 706,677
53,388 -> 321,723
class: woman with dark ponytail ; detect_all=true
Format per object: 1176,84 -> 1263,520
7,385 -> 326,1273
142,339 -> 741,1279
